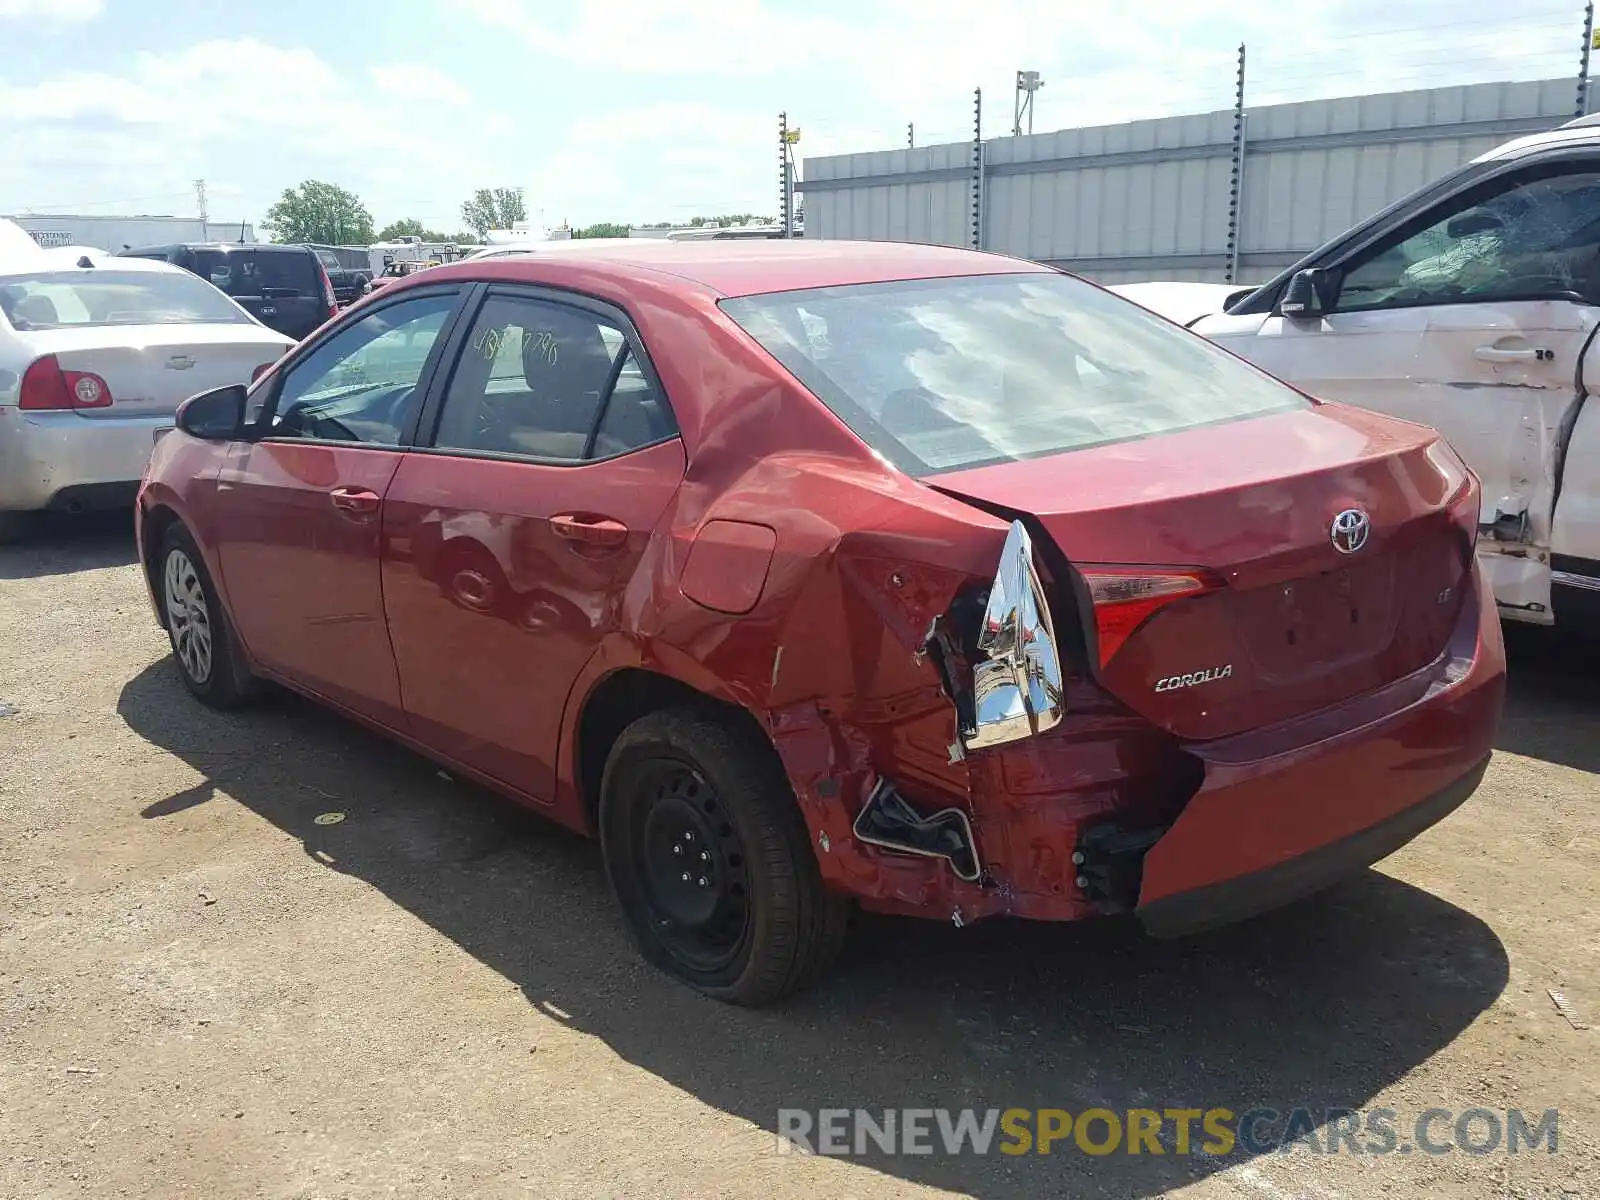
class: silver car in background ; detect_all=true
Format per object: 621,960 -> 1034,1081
0,248 -> 294,541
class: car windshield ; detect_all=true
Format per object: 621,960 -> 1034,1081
720,272 -> 1307,475
0,270 -> 251,329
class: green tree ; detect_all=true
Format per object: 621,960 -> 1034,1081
262,180 -> 375,245
460,187 -> 527,237
376,218 -> 454,242
573,222 -> 630,239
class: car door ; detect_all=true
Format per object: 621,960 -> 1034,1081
1198,158 -> 1600,620
380,286 -> 685,802
212,287 -> 467,726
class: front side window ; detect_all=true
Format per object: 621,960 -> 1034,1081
1336,167 -> 1600,311
258,292 -> 457,444
432,294 -> 674,461
0,270 -> 251,330
720,272 -> 1305,475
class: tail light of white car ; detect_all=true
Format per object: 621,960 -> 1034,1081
18,355 -> 113,411
252,361 -> 278,383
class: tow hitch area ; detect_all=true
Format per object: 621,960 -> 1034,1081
1073,823 -> 1168,914
852,779 -> 982,882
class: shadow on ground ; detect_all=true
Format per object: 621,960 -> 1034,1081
0,509 -> 137,581
1496,625 -> 1600,774
117,661 -> 1515,1199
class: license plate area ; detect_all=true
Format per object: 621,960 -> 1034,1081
1238,556 -> 1398,679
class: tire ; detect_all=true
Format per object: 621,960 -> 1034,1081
599,707 -> 849,1006
158,524 -> 257,709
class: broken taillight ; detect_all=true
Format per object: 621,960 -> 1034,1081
1081,568 -> 1221,669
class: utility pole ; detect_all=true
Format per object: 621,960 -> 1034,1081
1013,71 -> 1044,137
971,88 -> 984,250
1225,45 -> 1248,284
1579,1 -> 1595,118
194,178 -> 208,240
907,122 -> 914,149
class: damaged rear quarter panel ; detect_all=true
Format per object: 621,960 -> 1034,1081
550,282 -> 1192,923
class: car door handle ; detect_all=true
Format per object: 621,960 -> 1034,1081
549,513 -> 629,548
329,486 -> 381,518
1474,346 -> 1552,363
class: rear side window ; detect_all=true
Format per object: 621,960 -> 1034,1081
0,270 -> 250,329
189,249 -> 318,296
252,251 -> 319,292
431,293 -> 676,461
720,273 -> 1306,475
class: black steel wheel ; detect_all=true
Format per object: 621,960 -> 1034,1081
599,707 -> 849,1005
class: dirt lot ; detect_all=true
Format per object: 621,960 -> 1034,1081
1,515 -> 1596,1200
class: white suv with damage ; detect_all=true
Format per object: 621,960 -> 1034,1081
1131,114 -> 1600,632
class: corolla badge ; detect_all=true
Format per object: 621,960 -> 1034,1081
1330,508 -> 1371,554
1154,664 -> 1233,693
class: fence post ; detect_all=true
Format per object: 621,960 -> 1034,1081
1225,44 -> 1248,283
1580,2 -> 1594,118
779,112 -> 793,237
971,88 -> 983,250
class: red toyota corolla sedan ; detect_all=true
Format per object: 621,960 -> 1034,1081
135,240 -> 1505,1004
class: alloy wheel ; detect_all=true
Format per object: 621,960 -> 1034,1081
164,548 -> 214,685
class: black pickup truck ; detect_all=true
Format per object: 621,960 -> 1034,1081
305,244 -> 372,306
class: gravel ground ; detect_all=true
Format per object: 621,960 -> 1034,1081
1,514 -> 1596,1200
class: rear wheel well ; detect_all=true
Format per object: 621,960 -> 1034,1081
577,668 -> 774,835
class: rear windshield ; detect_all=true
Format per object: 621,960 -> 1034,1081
192,249 -> 318,296
0,270 -> 251,329
719,272 -> 1307,475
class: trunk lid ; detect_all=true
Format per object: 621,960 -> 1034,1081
934,404 -> 1475,741
21,325 -> 291,419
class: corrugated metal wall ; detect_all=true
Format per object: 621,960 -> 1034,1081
800,78 -> 1576,284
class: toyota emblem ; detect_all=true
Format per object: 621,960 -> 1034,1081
1330,508 -> 1371,555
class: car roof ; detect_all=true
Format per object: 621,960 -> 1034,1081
1,249 -> 193,279
1476,117 -> 1600,164
421,238 -> 1051,298
123,242 -> 309,254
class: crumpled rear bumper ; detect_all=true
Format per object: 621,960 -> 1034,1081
1135,562 -> 1506,936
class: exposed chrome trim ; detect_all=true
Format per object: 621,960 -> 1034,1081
1552,569 -> 1600,592
961,520 -> 1065,752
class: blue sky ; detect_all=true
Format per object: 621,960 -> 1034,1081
0,0 -> 1582,236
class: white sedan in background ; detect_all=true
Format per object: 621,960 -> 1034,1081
0,243 -> 294,541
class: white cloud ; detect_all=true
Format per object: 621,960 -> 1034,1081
0,39 -> 493,228
452,0 -> 854,77
0,0 -> 101,20
368,63 -> 471,106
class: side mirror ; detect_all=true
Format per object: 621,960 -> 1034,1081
176,385 -> 246,441
1280,269 -> 1328,320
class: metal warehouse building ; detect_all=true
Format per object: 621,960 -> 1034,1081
799,77 -> 1575,283
1,213 -> 257,253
